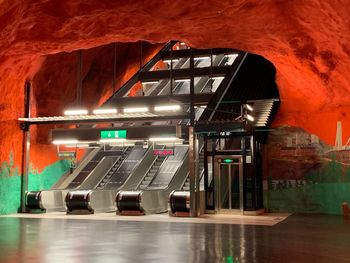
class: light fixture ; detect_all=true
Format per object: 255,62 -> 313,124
100,138 -> 127,143
193,56 -> 210,61
243,104 -> 253,112
245,114 -> 255,122
163,59 -> 180,63
174,79 -> 191,83
211,76 -> 225,81
53,139 -> 79,145
93,108 -> 117,114
154,105 -> 181,112
123,107 -> 149,113
141,81 -> 159,85
149,137 -> 178,142
64,109 -> 88,115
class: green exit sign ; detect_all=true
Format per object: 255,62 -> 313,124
100,130 -> 127,139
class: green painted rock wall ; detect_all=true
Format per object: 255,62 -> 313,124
0,153 -> 70,215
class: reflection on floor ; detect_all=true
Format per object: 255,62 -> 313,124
1,212 -> 290,226
0,214 -> 350,262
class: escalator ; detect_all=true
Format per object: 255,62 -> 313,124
116,145 -> 189,215
25,146 -> 124,212
65,143 -> 159,214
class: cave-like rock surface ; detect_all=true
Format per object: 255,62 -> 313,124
0,0 -> 349,170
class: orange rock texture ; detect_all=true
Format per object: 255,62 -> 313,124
0,0 -> 349,171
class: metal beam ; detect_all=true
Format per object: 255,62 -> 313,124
52,125 -> 187,141
139,66 -> 229,82
20,81 -> 31,213
104,41 -> 175,100
161,48 -> 238,60
105,93 -> 213,108
20,114 -> 190,126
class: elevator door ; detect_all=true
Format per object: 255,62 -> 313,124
215,156 -> 243,214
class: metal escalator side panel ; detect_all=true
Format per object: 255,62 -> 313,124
122,145 -> 162,190
93,156 -> 123,189
102,145 -> 148,190
40,190 -> 67,212
88,189 -> 117,213
77,155 -> 122,190
66,147 -> 124,189
147,146 -> 189,190
58,147 -> 102,190
65,147 -> 106,189
136,146 -> 167,190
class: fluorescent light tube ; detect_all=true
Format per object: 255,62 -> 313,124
174,79 -> 190,83
149,137 -> 178,142
123,107 -> 149,113
93,108 -> 117,114
194,56 -> 210,61
163,59 -> 180,63
244,104 -> 253,112
211,76 -> 225,81
100,139 -> 127,143
246,114 -> 255,122
154,105 -> 181,112
141,81 -> 159,85
64,109 -> 88,115
53,139 -> 79,145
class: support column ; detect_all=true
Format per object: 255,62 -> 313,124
189,127 -> 200,217
20,81 -> 31,213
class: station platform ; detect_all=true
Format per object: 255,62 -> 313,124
1,212 -> 290,226
0,213 -> 350,262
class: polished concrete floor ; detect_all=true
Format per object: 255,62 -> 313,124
0,214 -> 349,263
2,212 -> 290,226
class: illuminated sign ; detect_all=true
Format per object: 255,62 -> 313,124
153,149 -> 174,156
218,158 -> 239,164
100,130 -> 127,139
58,152 -> 76,158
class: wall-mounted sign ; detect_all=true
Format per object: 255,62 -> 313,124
100,130 -> 127,139
58,152 -> 76,158
153,149 -> 174,156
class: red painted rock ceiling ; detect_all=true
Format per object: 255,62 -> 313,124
0,0 -> 349,171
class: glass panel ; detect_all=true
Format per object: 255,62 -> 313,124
207,156 -> 213,187
193,56 -> 211,68
213,54 -> 226,66
144,79 -> 171,96
123,81 -> 143,97
224,53 -> 239,66
149,60 -> 170,71
149,57 -> 190,71
219,164 -> 230,209
231,164 -> 240,209
172,79 -> 190,94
